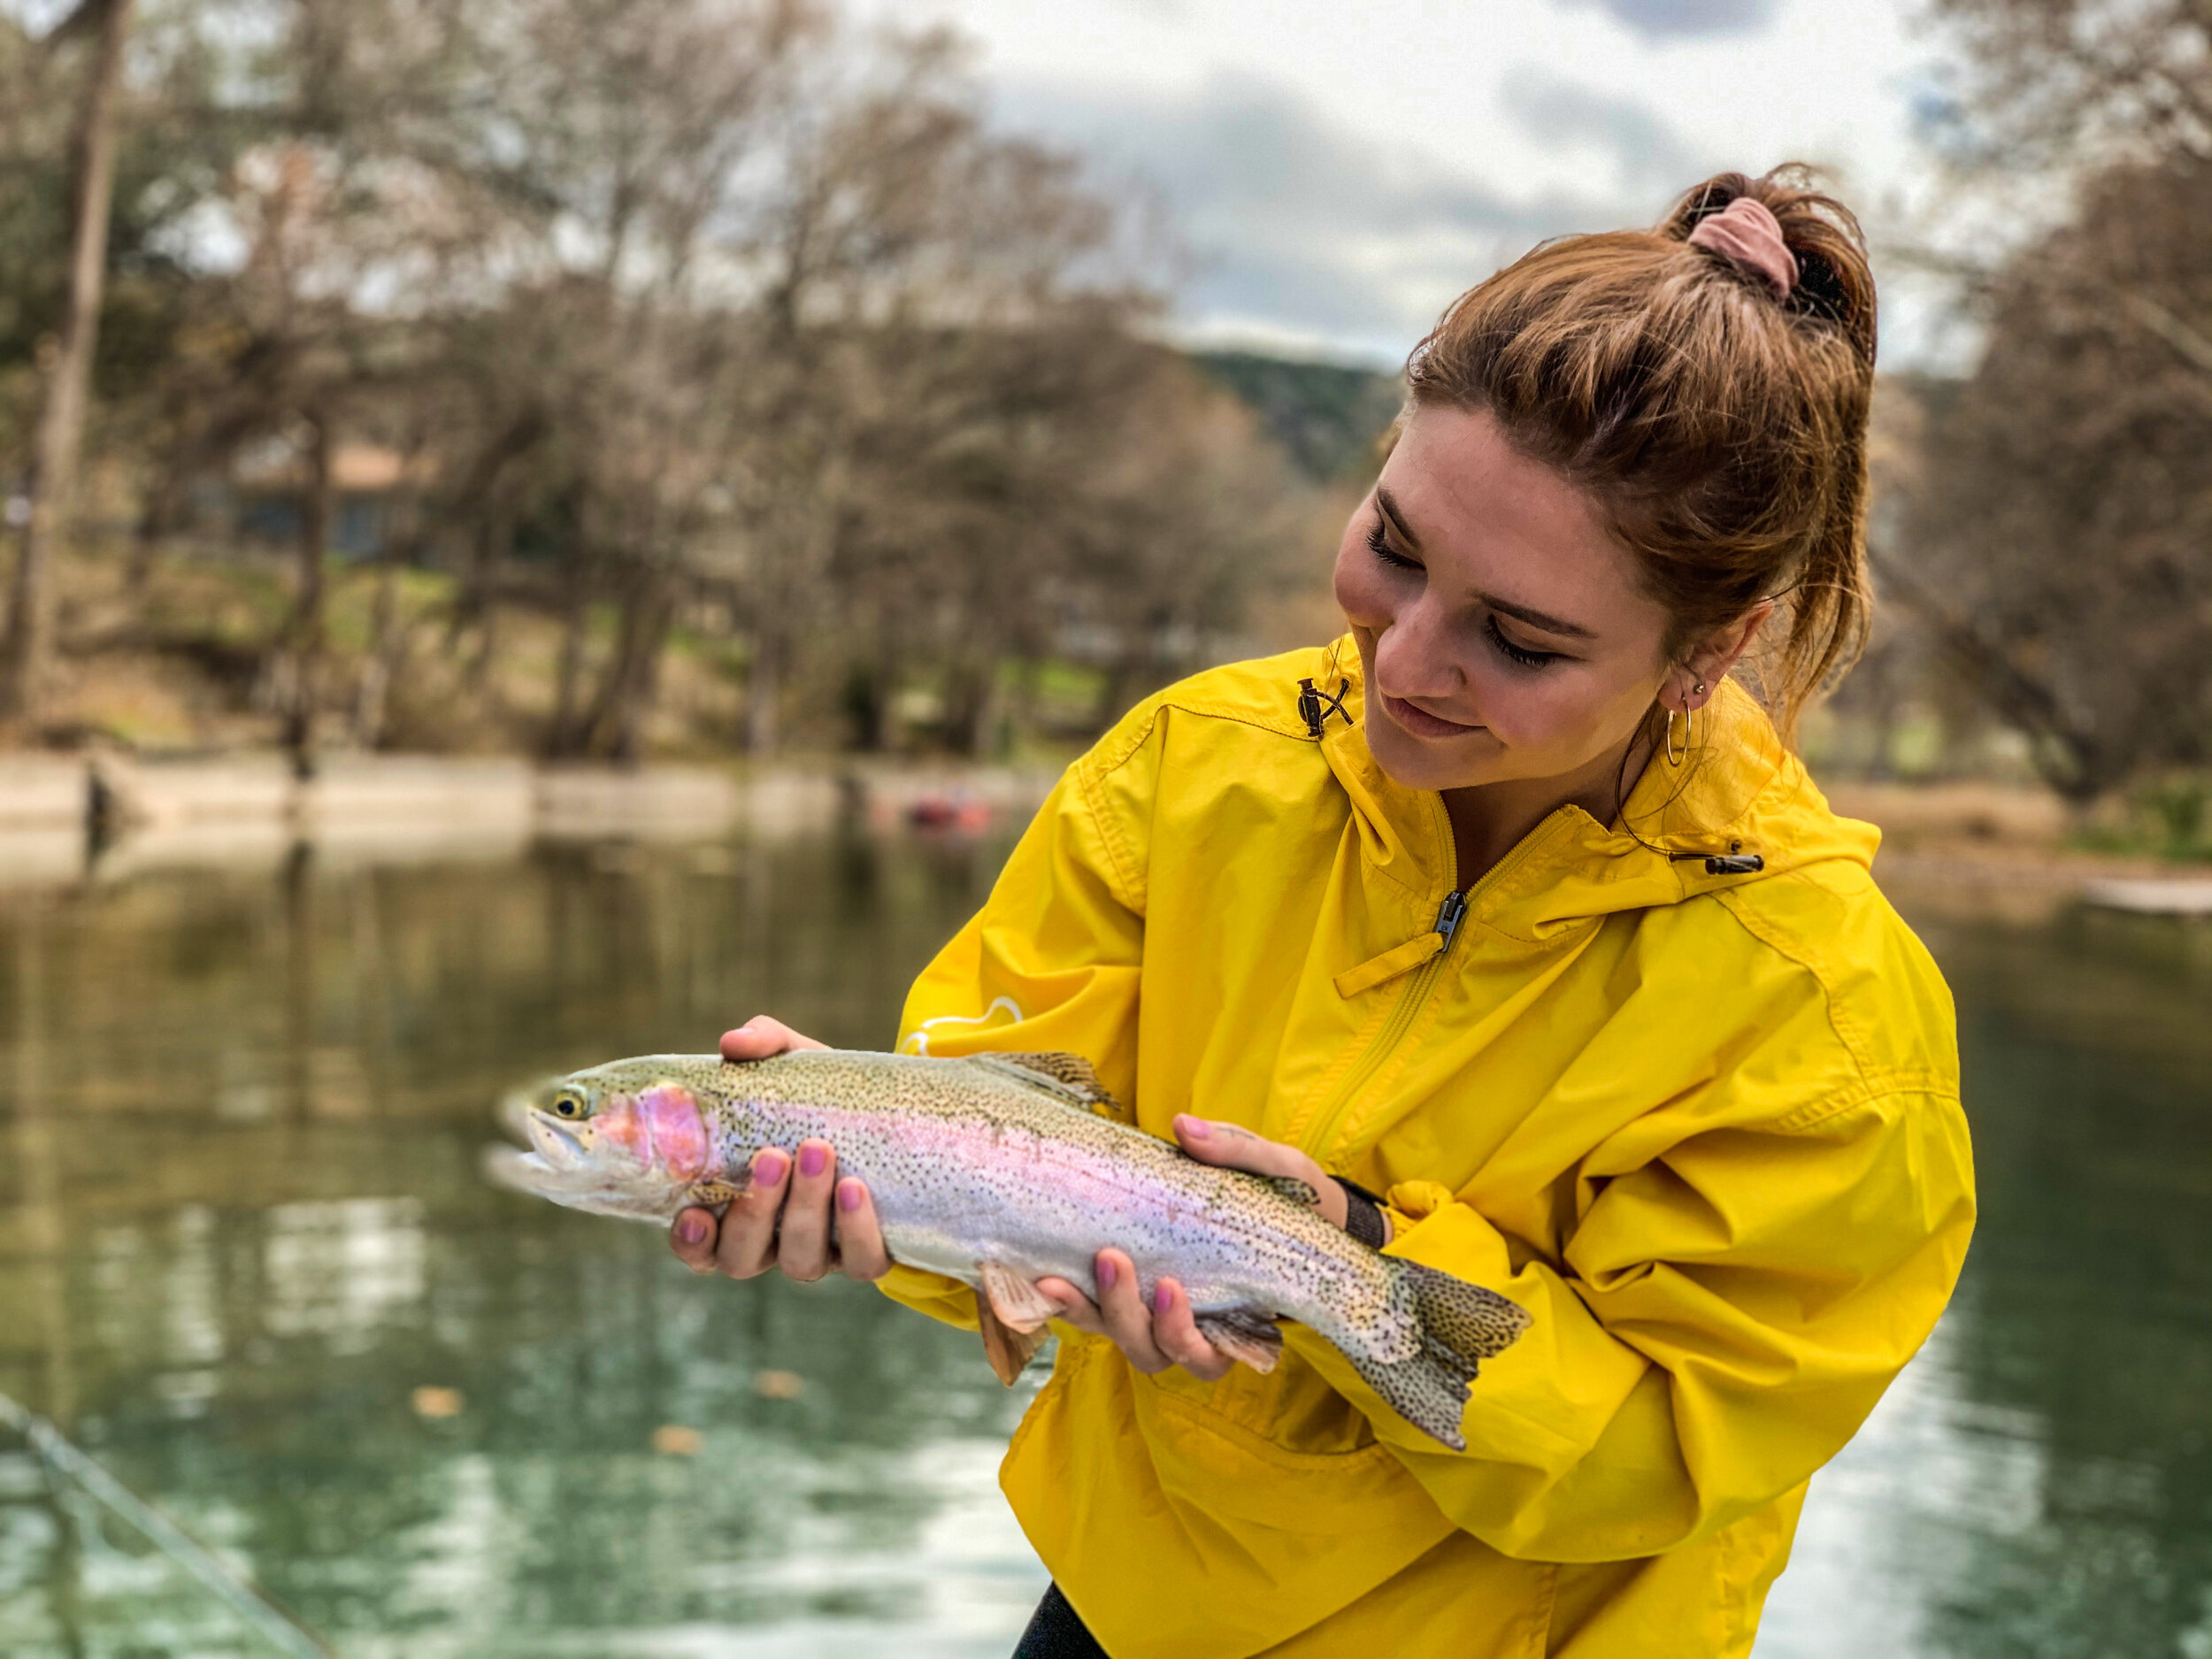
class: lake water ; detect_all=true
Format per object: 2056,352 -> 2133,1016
0,826 -> 2207,1658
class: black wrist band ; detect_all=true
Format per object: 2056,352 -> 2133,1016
1337,1179 -> 1388,1249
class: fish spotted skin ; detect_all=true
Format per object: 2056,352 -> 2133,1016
485,1048 -> 1530,1448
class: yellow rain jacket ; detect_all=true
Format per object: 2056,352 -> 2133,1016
879,641 -> 1974,1658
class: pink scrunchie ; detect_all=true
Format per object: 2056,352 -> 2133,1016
1687,196 -> 1797,303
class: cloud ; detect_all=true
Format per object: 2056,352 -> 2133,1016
987,70 -> 1709,360
1559,0 -> 1783,41
1501,75 -> 1712,201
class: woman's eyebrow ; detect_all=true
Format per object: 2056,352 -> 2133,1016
1488,595 -> 1596,641
1374,486 -> 1598,641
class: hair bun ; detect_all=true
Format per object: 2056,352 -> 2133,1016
1666,166 -> 1877,365
1686,196 -> 1798,302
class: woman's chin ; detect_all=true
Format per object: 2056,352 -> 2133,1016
1365,718 -> 1501,792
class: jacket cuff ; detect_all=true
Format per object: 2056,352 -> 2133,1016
873,1263 -> 980,1332
1384,1179 -> 1459,1226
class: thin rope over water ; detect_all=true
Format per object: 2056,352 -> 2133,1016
0,1392 -> 338,1658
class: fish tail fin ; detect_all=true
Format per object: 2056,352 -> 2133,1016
1345,1260 -> 1531,1452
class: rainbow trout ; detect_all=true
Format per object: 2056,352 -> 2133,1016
485,1048 -> 1529,1448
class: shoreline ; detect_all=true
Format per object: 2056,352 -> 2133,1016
0,753 -> 1061,888
1,759 -> 2204,918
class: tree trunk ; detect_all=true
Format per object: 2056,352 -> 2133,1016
125,452 -> 189,592
458,502 -> 509,691
279,411 -> 334,777
942,653 -> 1002,758
445,411 -> 542,688
353,507 -> 419,749
1869,549 -> 2110,802
578,565 -> 673,764
547,563 -> 592,758
606,583 -> 673,764
745,627 -> 782,756
0,0 -> 134,726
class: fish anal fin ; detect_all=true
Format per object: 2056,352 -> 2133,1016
1194,1310 -> 1285,1374
979,1261 -> 1057,1333
976,1294 -> 1049,1386
966,1052 -> 1128,1119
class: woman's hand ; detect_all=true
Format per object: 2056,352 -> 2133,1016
1035,1114 -> 1358,1382
665,1017 -> 892,1285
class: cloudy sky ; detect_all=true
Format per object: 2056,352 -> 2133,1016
870,0 -> 1962,367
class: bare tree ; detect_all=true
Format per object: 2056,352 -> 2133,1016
0,0 -> 1313,764
1894,156 -> 2212,800
1,0 -> 133,727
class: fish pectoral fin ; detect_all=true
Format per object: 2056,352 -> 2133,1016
976,1294 -> 1050,1386
979,1261 -> 1058,1333
685,1180 -> 743,1210
1262,1175 -> 1321,1210
964,1052 -> 1128,1120
1194,1311 -> 1286,1374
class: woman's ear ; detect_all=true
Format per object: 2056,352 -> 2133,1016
1673,600 -> 1774,710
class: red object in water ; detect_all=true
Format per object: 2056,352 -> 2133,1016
908,794 -> 993,831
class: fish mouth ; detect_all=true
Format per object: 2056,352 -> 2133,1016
526,1110 -> 593,1170
497,1089 -> 539,1146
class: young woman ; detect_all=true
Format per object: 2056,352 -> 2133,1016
670,169 -> 1976,1658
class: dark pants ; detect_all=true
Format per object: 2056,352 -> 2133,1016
1015,1583 -> 1110,1658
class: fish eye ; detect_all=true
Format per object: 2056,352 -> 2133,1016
549,1094 -> 586,1120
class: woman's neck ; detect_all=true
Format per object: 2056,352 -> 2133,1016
1440,723 -> 1658,887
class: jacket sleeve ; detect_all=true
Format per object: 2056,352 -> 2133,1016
1283,1086 -> 1976,1562
873,752 -> 1148,1330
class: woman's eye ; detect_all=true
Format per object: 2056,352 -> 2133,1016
1486,616 -> 1558,670
1364,519 -> 1420,572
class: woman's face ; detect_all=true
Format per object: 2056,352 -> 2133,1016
1332,404 -> 1685,796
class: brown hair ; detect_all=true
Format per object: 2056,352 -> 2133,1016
1402,165 -> 1878,743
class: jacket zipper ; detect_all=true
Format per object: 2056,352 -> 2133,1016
1301,827 -> 1548,1164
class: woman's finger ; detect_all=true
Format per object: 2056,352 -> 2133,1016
720,1017 -> 830,1063
1092,1248 -> 1169,1372
1035,1278 -> 1107,1336
1149,1279 -> 1234,1381
669,1206 -> 720,1273
776,1139 -> 838,1282
833,1179 -> 889,1282
1173,1115 -> 1348,1230
714,1147 -> 789,1279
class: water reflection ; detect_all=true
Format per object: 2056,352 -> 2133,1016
0,839 -> 2208,1656
1761,897 -> 2212,1659
0,830 -> 1046,1657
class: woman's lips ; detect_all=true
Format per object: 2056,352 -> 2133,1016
1380,691 -> 1484,740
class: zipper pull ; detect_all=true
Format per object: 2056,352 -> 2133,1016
1333,890 -> 1466,999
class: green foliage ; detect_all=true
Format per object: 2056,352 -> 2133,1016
1190,349 -> 1402,484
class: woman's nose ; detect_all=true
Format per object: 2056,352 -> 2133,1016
1375,603 -> 1463,699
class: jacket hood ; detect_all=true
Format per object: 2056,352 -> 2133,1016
1308,637 -> 1878,938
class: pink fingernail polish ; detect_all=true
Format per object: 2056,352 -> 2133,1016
678,1217 -> 707,1246
1153,1283 -> 1173,1314
755,1149 -> 787,1183
1179,1116 -> 1210,1140
1096,1256 -> 1117,1291
838,1180 -> 864,1213
798,1143 -> 827,1179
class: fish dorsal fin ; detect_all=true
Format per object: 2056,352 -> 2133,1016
965,1052 -> 1126,1119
